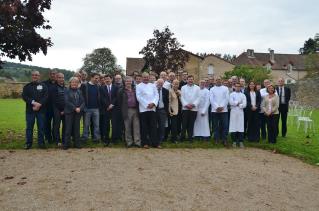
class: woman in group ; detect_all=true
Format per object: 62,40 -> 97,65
64,77 -> 85,149
168,79 -> 182,143
245,81 -> 261,142
261,84 -> 279,144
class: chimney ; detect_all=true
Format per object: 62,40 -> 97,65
269,49 -> 275,63
247,49 -> 255,58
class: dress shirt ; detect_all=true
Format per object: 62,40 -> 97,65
250,91 -> 256,107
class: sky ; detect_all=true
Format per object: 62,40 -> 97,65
6,0 -> 319,71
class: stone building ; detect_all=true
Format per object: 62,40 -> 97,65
126,50 -> 235,82
234,49 -> 308,84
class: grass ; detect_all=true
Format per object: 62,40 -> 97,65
0,99 -> 318,165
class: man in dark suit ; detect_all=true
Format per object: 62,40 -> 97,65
276,78 -> 291,138
100,74 -> 120,145
156,79 -> 169,144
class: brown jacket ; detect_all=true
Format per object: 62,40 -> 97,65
169,89 -> 181,116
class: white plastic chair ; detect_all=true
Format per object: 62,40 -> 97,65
297,109 -> 315,135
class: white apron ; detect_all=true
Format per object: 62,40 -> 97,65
229,92 -> 247,132
193,88 -> 210,137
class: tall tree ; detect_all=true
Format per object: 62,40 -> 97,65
299,34 -> 319,55
0,0 -> 53,67
139,26 -> 189,74
81,48 -> 117,75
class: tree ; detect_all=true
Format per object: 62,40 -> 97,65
81,48 -> 117,75
139,26 -> 189,74
299,34 -> 319,55
223,65 -> 271,84
0,0 -> 53,68
305,53 -> 319,77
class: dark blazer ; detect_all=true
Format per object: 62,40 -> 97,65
64,88 -> 85,114
276,86 -> 291,111
244,90 -> 262,112
22,81 -> 48,113
117,88 -> 139,119
100,84 -> 119,115
157,87 -> 169,113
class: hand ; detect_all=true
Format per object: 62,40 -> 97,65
201,113 -> 205,116
75,108 -> 80,113
32,106 -> 39,111
251,107 -> 256,111
107,104 -> 114,111
147,103 -> 155,109
60,111 -> 64,115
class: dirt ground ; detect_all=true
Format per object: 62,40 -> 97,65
0,148 -> 319,211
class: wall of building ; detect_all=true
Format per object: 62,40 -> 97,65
199,56 -> 235,79
271,69 -> 308,83
183,55 -> 201,82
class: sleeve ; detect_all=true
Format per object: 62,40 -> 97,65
38,84 -> 48,106
136,85 -> 148,109
79,92 -> 85,111
239,94 -> 247,109
272,95 -> 279,113
168,90 -> 173,114
261,98 -> 266,113
22,85 -> 33,105
209,88 -> 214,111
193,87 -> 201,108
152,84 -> 159,106
180,86 -> 187,108
222,88 -> 230,108
64,90 -> 76,112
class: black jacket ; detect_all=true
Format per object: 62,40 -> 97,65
100,84 -> 119,115
244,90 -> 261,112
52,84 -> 66,111
276,86 -> 291,111
22,81 -> 48,113
43,79 -> 56,110
64,88 -> 85,114
157,87 -> 169,113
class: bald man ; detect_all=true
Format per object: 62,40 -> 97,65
276,78 -> 291,137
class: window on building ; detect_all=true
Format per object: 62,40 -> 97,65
265,63 -> 272,71
208,64 -> 214,75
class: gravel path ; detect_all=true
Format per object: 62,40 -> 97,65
0,148 -> 319,211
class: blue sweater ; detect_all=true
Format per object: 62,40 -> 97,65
87,83 -> 99,109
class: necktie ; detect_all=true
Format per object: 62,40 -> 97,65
108,85 -> 112,101
157,88 -> 161,108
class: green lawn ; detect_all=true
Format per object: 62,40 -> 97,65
0,99 -> 318,165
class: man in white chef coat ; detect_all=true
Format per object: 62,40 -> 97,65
136,72 -> 160,148
229,82 -> 247,148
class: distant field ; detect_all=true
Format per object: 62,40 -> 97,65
0,99 -> 318,165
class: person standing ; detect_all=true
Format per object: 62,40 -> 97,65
43,70 -> 57,144
180,75 -> 200,142
193,80 -> 210,140
64,77 -> 85,149
179,71 -> 188,89
112,74 -> 123,143
261,85 -> 279,144
245,81 -> 261,142
22,71 -> 48,149
276,78 -> 291,138
229,83 -> 247,148
209,77 -> 229,146
259,79 -> 271,140
136,72 -> 159,148
81,72 -> 101,143
52,73 -> 66,146
169,79 -> 182,143
117,76 -> 141,147
156,79 -> 169,143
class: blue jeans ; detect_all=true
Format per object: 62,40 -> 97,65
213,112 -> 229,142
82,109 -> 100,141
25,112 -> 45,146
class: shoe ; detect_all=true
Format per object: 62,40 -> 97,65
143,145 -> 149,149
232,142 -> 237,148
239,142 -> 245,148
156,145 -> 162,149
24,144 -> 32,150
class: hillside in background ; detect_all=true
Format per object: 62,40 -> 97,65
0,62 -> 74,82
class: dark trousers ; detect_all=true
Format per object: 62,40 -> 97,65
25,112 -> 45,147
100,112 -> 111,143
170,114 -> 181,140
65,112 -> 81,147
244,108 -> 248,137
111,108 -> 123,142
53,109 -> 65,145
181,110 -> 197,140
44,108 -> 54,143
277,106 -> 288,137
231,132 -> 244,144
259,113 -> 267,139
266,114 -> 279,144
213,112 -> 229,143
140,111 -> 159,147
247,110 -> 260,142
156,109 -> 167,143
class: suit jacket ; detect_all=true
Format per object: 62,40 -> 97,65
100,84 -> 119,115
261,95 -> 279,115
157,87 -> 169,113
276,86 -> 291,111
117,88 -> 139,119
169,89 -> 181,116
244,90 -> 261,112
64,88 -> 85,114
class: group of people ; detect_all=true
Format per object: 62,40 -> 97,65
22,69 -> 291,150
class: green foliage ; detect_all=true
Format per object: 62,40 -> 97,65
0,61 -> 74,82
139,26 -> 189,75
305,53 -> 319,77
223,65 -> 271,84
299,34 -> 319,55
81,48 -> 118,75
1,99 -> 319,165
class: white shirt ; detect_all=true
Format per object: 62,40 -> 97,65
278,86 -> 285,104
210,85 -> 229,112
163,81 -> 171,90
181,84 -> 200,111
250,91 -> 256,107
136,82 -> 159,113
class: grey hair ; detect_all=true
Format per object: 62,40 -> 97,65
124,76 -> 133,81
69,77 -> 80,83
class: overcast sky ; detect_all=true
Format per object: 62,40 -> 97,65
7,0 -> 319,71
